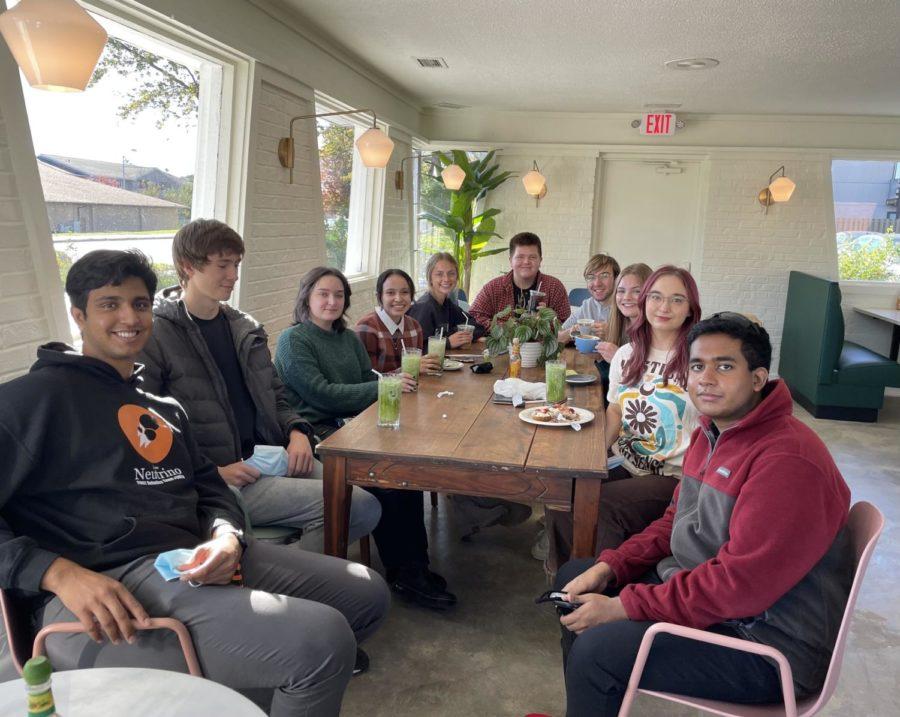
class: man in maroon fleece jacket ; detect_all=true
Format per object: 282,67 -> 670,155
553,312 -> 853,717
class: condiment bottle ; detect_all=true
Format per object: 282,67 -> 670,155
23,656 -> 57,717
509,337 -> 522,379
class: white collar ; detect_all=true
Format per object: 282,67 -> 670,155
376,307 -> 403,335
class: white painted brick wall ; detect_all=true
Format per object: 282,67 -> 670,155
697,156 -> 839,374
470,154 -> 596,297
0,101 -> 57,382
240,80 -> 327,343
379,134 -> 412,275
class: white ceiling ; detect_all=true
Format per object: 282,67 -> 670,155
272,0 -> 900,116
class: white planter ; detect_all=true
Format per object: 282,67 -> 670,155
519,341 -> 542,368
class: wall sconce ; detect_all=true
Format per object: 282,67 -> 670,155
393,155 -> 465,199
758,166 -> 796,214
278,109 -> 394,184
522,161 -> 548,206
0,0 -> 108,92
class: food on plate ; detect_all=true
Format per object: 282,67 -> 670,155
531,406 -> 554,422
553,403 -> 579,422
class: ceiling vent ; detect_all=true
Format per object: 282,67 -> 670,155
415,57 -> 449,69
433,101 -> 468,110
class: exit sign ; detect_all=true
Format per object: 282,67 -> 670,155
639,113 -> 677,136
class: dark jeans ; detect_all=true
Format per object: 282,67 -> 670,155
363,487 -> 429,574
546,473 -> 678,576
555,559 -> 783,717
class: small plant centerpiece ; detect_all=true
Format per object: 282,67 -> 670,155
486,306 -> 561,367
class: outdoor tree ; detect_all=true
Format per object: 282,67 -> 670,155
89,37 -> 199,128
318,122 -> 354,269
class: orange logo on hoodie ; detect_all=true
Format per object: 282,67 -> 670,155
118,405 -> 174,464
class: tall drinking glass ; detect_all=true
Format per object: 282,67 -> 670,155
545,359 -> 567,404
427,335 -> 446,375
377,374 -> 402,429
401,347 -> 422,384
456,323 -> 475,347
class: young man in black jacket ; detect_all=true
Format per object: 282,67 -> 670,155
0,250 -> 389,716
139,219 -> 380,553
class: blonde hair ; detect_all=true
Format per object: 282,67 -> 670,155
606,263 -> 653,347
584,252 -> 620,278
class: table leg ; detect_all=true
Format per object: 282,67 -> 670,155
890,325 -> 899,362
571,476 -> 602,558
323,455 -> 352,558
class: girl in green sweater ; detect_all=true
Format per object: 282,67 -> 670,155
275,267 -> 457,612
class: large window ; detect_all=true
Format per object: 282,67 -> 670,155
315,96 -> 386,278
17,4 -> 237,336
413,153 -> 453,287
832,160 -> 900,282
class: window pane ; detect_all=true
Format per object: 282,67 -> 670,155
316,119 -> 354,271
832,160 -> 899,281
20,12 -> 210,337
414,156 -> 454,286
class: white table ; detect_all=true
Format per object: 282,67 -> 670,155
0,667 -> 265,716
853,306 -> 900,361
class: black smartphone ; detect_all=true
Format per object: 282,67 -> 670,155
535,590 -> 579,614
471,362 -> 493,374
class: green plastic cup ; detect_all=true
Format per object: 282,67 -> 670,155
401,347 -> 422,383
377,375 -> 402,429
427,335 -> 446,374
545,359 -> 567,404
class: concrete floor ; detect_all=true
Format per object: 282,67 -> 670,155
341,396 -> 900,717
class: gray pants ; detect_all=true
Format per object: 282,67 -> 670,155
39,540 -> 390,717
240,461 -> 382,552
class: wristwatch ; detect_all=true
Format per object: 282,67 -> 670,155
216,526 -> 248,550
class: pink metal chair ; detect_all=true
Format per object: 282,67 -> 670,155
618,501 -> 885,717
1,588 -> 202,677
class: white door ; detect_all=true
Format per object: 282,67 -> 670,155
594,157 -> 705,272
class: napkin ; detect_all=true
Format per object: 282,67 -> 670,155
493,378 -> 546,401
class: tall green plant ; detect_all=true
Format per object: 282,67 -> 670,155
419,150 -> 514,298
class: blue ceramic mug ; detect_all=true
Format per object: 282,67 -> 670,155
574,335 -> 599,354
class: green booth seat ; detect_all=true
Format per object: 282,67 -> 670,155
779,271 -> 900,422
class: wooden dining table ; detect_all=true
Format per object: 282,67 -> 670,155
318,347 -> 608,559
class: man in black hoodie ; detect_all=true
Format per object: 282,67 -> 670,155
0,250 -> 389,716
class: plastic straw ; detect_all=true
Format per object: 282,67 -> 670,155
401,339 -> 407,352
371,368 -> 385,379
537,281 -> 543,292
464,316 -> 470,327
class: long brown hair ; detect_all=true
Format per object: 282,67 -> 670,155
621,266 -> 701,388
606,263 -> 653,347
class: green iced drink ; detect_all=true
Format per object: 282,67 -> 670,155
377,375 -> 402,428
401,347 -> 421,382
545,359 -> 567,404
427,335 -> 446,374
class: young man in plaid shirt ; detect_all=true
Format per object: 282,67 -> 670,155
469,232 -> 571,330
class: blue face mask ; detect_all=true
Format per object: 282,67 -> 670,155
154,548 -> 197,582
243,445 -> 289,477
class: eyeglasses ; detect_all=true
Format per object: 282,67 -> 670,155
585,272 -> 613,282
647,292 -> 687,307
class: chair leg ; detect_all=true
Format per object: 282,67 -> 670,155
359,535 -> 371,567
430,492 -> 438,509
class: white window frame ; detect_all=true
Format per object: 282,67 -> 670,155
84,0 -> 253,305
314,92 -> 386,282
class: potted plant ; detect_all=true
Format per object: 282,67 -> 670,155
419,150 -> 514,299
485,306 -> 561,367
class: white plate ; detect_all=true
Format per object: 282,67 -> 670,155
442,359 -> 464,371
519,406 -> 595,426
